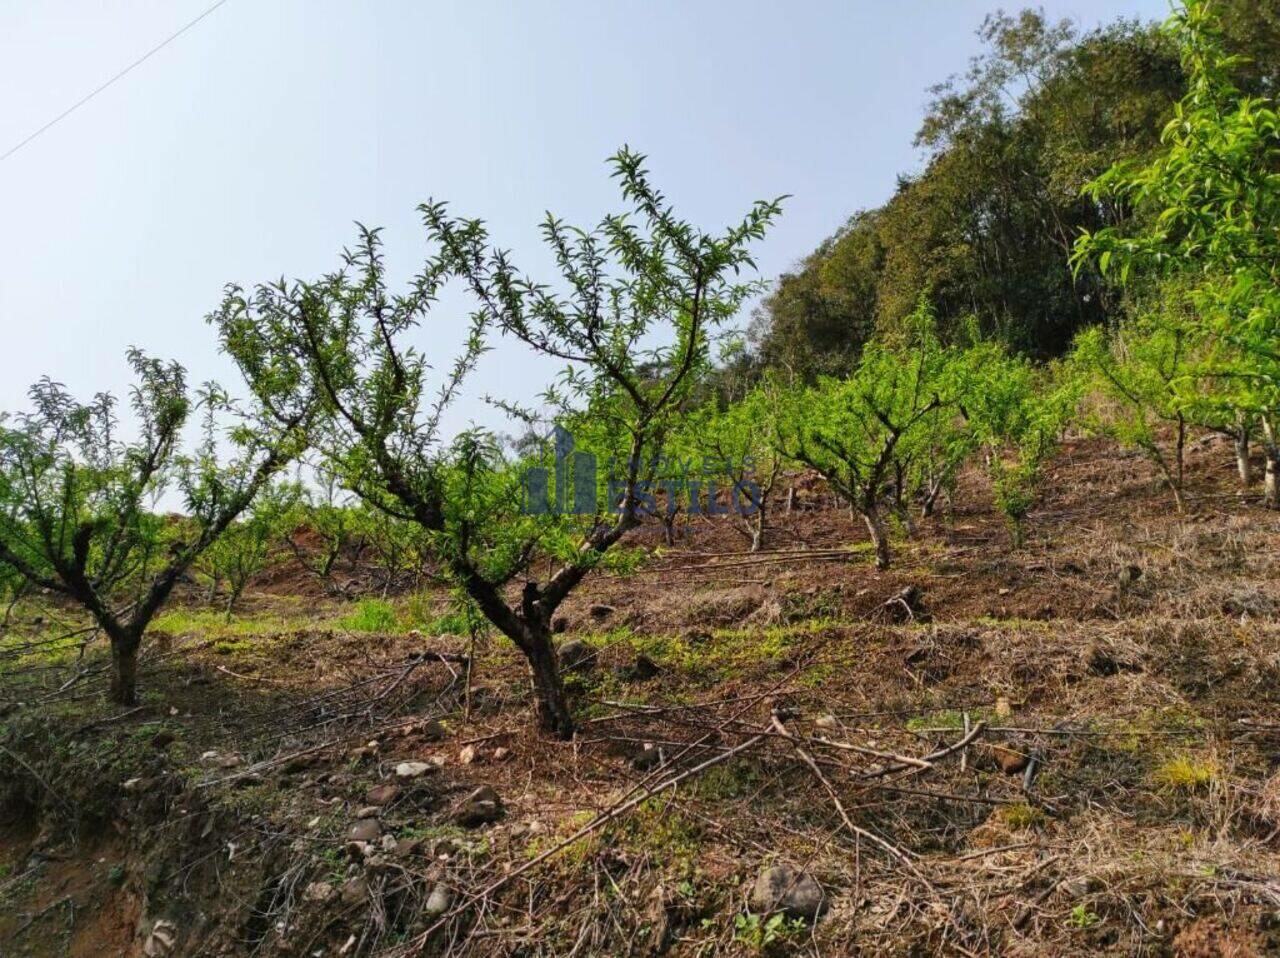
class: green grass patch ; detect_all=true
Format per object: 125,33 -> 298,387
339,598 -> 398,632
153,607 -> 305,638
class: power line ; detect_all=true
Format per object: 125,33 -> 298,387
1,0 -> 230,164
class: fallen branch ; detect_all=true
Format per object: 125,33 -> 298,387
398,730 -> 768,955
770,711 -> 922,871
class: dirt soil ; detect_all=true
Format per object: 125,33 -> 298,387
1,432 -> 1279,956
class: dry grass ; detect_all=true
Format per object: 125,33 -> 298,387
1,431 -> 1280,956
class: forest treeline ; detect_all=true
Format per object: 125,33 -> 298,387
744,0 -> 1280,376
1,1 -> 1277,740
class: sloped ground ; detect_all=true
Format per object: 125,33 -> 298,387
1,433 -> 1279,956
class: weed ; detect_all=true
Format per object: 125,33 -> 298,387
426,610 -> 472,635
998,802 -> 1047,830
1069,903 -> 1099,929
733,912 -> 807,952
1153,755 -> 1217,792
318,846 -> 347,883
694,760 -> 761,801
905,709 -> 991,732
609,799 -> 702,876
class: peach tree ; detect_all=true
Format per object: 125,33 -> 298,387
0,351 -> 309,703
214,149 -> 781,737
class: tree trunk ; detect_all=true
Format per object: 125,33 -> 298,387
1264,420 -> 1280,510
1235,428 -> 1252,488
109,635 -> 140,706
921,477 -> 942,518
524,628 -> 574,739
224,583 -> 246,623
1174,414 -> 1186,496
862,510 -> 891,571
1009,518 -> 1025,550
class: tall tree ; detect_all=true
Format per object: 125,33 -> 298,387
751,9 -> 1184,377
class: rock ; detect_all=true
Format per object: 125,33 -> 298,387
395,761 -> 435,780
380,834 -> 398,852
394,837 -> 422,857
588,603 -> 616,620
354,805 -> 381,820
990,743 -> 1030,775
214,753 -> 244,770
151,730 -> 175,750
424,882 -> 454,917
1117,564 -> 1143,587
345,841 -> 375,861
303,881 -> 337,904
398,718 -> 448,741
429,837 -> 459,858
451,785 -> 503,827
558,639 -> 596,672
143,919 -> 178,956
628,654 -> 660,682
814,714 -> 839,731
750,864 -> 827,920
459,745 -> 477,765
552,616 -> 569,634
1086,645 -> 1120,677
348,819 -> 382,843
365,783 -> 400,806
629,743 -> 661,771
339,877 -> 368,907
282,755 -> 316,774
492,747 -> 511,762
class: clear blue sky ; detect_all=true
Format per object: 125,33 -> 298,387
1,0 -> 1171,438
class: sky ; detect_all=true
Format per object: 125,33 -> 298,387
0,0 -> 1172,442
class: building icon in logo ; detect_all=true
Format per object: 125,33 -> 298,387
522,425 -> 597,516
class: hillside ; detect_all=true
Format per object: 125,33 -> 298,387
2,431 -> 1278,956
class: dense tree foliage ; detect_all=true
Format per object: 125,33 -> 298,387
749,3 -> 1280,380
1075,0 -> 1280,507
